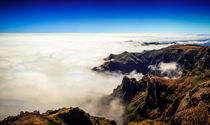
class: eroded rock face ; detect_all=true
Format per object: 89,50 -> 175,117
112,73 -> 175,120
110,70 -> 210,124
171,81 -> 210,125
121,76 -> 144,103
112,75 -> 148,103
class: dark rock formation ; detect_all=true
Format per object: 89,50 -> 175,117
112,76 -> 146,103
110,69 -> 210,124
141,41 -> 176,46
93,45 -> 210,76
57,107 -> 92,125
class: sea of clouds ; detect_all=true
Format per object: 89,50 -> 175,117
0,33 -> 209,124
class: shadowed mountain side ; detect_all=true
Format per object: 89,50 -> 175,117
93,45 -> 210,76
0,107 -> 117,125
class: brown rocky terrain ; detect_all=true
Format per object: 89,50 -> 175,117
0,107 -> 117,125
171,80 -> 210,125
109,69 -> 210,125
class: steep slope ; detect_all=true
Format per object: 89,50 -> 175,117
0,107 -> 117,125
110,69 -> 210,124
171,80 -> 210,125
93,45 -> 210,75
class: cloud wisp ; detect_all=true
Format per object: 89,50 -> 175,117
149,62 -> 183,79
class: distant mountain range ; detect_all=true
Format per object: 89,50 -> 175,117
124,39 -> 210,46
93,45 -> 210,75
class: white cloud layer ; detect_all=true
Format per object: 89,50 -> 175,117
127,70 -> 143,81
0,33 -> 209,123
149,62 -> 183,79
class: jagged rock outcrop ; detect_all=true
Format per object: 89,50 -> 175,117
112,74 -> 173,121
127,79 -> 210,125
93,45 -> 210,75
112,76 -> 146,103
57,107 -> 93,125
0,107 -> 117,125
171,81 -> 210,125
110,69 -> 210,124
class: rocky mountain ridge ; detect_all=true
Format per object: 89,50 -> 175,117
0,107 -> 117,125
93,45 -> 210,76
111,70 -> 210,125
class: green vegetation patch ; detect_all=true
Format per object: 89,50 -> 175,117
190,74 -> 203,87
132,91 -> 145,105
127,103 -> 144,122
43,116 -> 62,125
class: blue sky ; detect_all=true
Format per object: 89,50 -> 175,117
0,0 -> 210,33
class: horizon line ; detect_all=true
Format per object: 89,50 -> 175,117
1,32 -> 210,34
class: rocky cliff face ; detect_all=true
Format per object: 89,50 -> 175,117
93,45 -> 210,75
112,76 -> 146,103
110,69 -> 210,124
0,107 -> 117,125
171,80 -> 210,125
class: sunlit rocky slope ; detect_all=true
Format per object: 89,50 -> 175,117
112,71 -> 209,125
0,107 -> 116,125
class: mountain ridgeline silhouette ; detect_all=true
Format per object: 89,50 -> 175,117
93,45 -> 210,76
